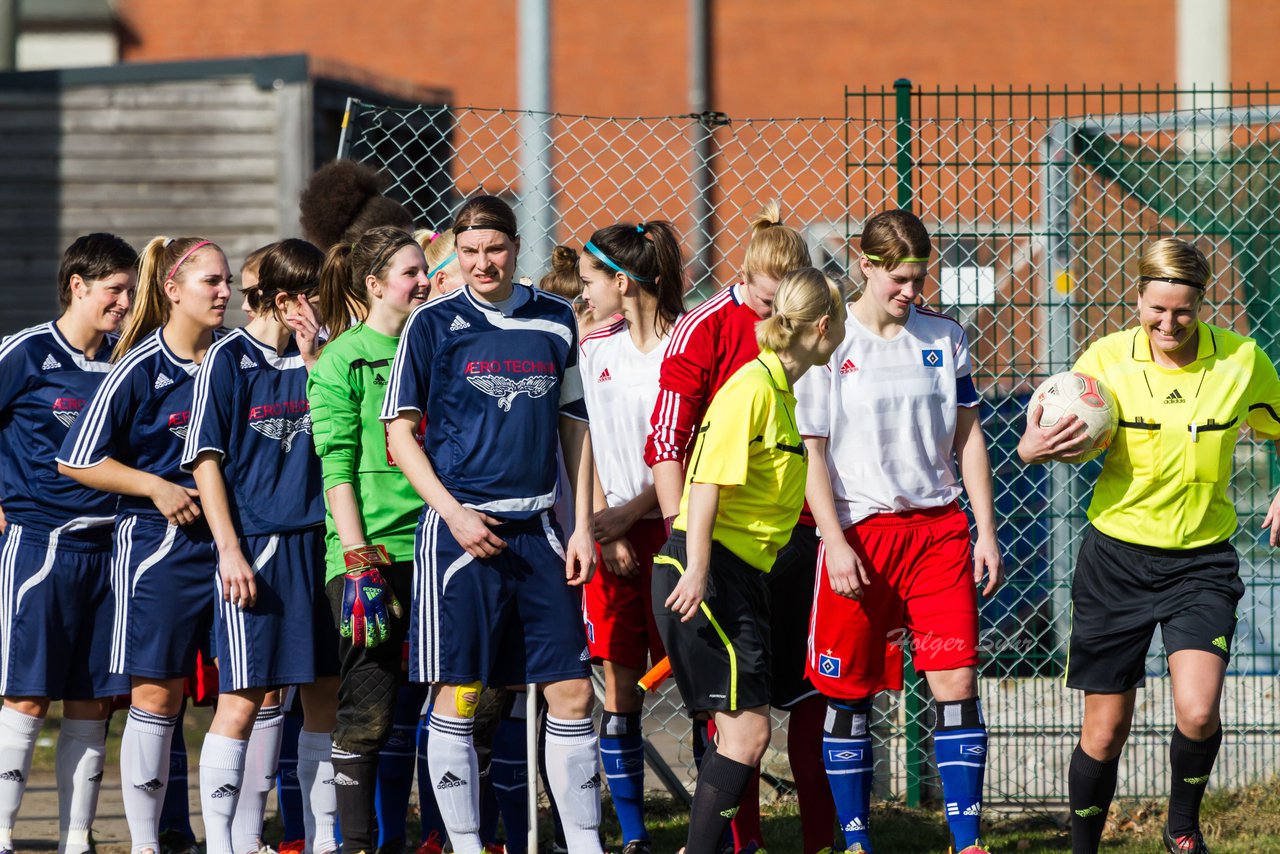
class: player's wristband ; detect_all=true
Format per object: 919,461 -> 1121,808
343,543 -> 390,571
664,516 -> 676,537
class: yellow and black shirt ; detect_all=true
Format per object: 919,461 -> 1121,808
674,349 -> 807,570
1074,322 -> 1280,549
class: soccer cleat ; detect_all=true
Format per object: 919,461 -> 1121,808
954,846 -> 992,854
621,841 -> 652,854
483,844 -> 505,854
157,830 -> 199,854
413,832 -> 445,854
1163,825 -> 1210,853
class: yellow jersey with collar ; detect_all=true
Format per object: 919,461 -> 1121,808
674,349 -> 807,571
1073,322 -> 1280,549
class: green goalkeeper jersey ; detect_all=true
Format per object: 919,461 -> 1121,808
307,322 -> 423,581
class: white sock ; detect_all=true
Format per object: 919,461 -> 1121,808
544,716 -> 603,854
0,707 -> 43,848
427,712 -> 482,854
199,733 -> 248,854
297,730 -> 338,853
231,705 -> 283,854
56,717 -> 108,854
120,707 -> 178,854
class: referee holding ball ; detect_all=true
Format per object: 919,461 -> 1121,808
1018,237 -> 1280,854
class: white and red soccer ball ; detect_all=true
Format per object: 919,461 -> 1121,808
1031,371 -> 1119,463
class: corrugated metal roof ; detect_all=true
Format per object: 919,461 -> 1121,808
19,0 -> 115,24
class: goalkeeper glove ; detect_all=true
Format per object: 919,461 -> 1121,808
340,544 -> 403,648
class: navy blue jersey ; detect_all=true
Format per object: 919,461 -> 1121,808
0,322 -> 116,537
58,328 -> 204,519
381,285 -> 587,520
181,328 -> 323,535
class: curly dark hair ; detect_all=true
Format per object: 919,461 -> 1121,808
299,160 -> 414,250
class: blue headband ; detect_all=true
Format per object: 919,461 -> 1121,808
585,241 -> 652,283
427,252 -> 457,278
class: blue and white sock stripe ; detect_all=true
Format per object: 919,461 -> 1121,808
256,704 -> 283,723
109,516 -> 137,674
331,745 -> 361,761
545,717 -> 596,741
428,714 -> 474,740
0,524 -> 24,694
127,706 -> 179,730
60,334 -> 163,468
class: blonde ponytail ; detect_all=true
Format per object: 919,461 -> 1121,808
115,235 -> 216,359
742,200 -> 811,282
756,267 -> 845,352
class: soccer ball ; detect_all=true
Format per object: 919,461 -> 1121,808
1030,371 -> 1119,464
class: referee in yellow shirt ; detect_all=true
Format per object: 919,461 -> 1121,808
1018,238 -> 1280,854
653,268 -> 845,854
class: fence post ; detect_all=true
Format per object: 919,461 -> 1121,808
893,76 -> 927,809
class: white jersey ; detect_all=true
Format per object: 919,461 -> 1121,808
579,316 -> 670,514
795,305 -> 980,527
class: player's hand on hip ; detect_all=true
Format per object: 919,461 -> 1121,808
149,478 -> 202,526
1017,403 -> 1090,464
665,566 -> 707,622
564,527 -> 598,586
972,533 -> 1003,596
825,539 -> 871,600
218,548 -> 258,609
1262,485 -> 1280,547
340,544 -> 403,648
591,505 -> 635,544
601,537 -> 638,578
446,507 -> 507,558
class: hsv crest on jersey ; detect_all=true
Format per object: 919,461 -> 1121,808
154,373 -> 174,390
41,354 -> 62,371
921,348 -> 943,368
839,359 -> 858,375
239,354 -> 258,369
818,652 -> 842,677
465,374 -> 558,411
449,315 -> 471,331
248,411 -> 313,452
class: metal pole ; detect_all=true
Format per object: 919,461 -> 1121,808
526,684 -> 538,854
687,0 -> 714,294
336,97 -> 356,160
0,0 -> 16,70
518,0 -> 556,280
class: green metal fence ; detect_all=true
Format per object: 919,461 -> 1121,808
338,82 -> 1280,809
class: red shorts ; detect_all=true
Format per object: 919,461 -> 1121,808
806,502 -> 978,698
583,517 -> 668,671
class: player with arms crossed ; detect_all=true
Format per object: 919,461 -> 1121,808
653,268 -> 845,854
797,210 -> 1001,854
57,236 -> 232,854
0,234 -> 137,854
382,196 -> 601,854
646,203 -> 835,854
181,238 -> 340,854
577,219 -> 686,853
1018,238 -> 1280,854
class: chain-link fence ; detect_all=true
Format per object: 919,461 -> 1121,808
338,83 -> 1280,809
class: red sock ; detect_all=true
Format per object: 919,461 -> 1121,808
788,695 -> 836,853
706,719 -> 764,851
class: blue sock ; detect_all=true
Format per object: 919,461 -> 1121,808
489,692 -> 529,854
416,702 -> 448,847
600,710 -> 647,844
275,703 -> 306,844
823,698 -> 874,852
935,697 -> 987,851
377,683 -> 428,848
158,703 -> 194,840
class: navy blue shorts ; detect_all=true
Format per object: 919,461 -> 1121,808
109,515 -> 216,681
0,522 -> 129,700
214,527 -> 341,692
410,508 -> 590,686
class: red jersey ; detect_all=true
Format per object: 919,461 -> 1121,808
645,283 -> 761,467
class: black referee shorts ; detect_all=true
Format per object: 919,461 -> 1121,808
1066,525 -> 1244,694
767,523 -> 821,709
651,530 -> 771,713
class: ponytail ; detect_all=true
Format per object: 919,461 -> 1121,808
582,219 -> 687,337
538,245 -> 581,301
316,225 -> 419,339
742,201 -> 810,282
115,235 -> 218,359
755,267 -> 845,352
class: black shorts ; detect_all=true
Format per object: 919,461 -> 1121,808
1066,526 -> 1244,693
767,524 -> 821,709
651,530 -> 771,713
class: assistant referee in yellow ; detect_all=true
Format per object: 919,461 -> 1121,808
1019,237 -> 1280,854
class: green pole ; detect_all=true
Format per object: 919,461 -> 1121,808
892,76 -> 926,808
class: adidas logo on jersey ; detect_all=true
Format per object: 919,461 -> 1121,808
239,354 -> 258,369
0,769 -> 22,783
580,772 -> 601,790
210,783 -> 240,798
597,368 -> 612,383
329,772 -> 359,786
437,771 -> 467,790
450,315 -> 471,331
839,359 -> 858,375
41,354 -> 62,371
843,817 -> 866,832
963,803 -> 981,816
1165,389 -> 1185,403
154,374 -> 173,390
135,777 -> 163,792
374,374 -> 388,386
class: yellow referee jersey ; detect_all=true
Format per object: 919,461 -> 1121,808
674,350 -> 807,571
1074,322 -> 1280,549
